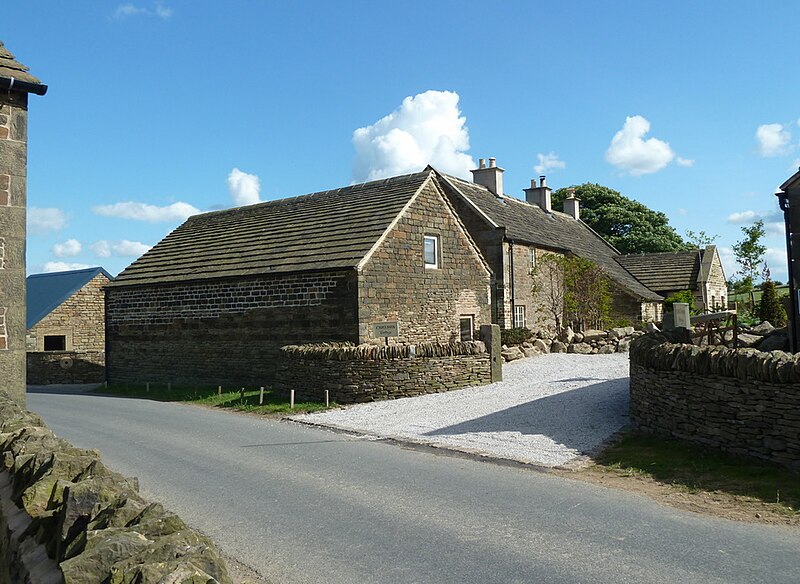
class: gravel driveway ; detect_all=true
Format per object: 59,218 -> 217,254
292,353 -> 630,467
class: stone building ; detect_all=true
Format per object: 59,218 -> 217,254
106,170 -> 492,387
436,160 -> 663,332
0,41 -> 47,403
25,267 -> 111,384
616,245 -> 728,312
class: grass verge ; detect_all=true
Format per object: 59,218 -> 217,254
94,383 -> 331,415
582,431 -> 799,521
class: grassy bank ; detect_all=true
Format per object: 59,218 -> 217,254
95,383 -> 331,415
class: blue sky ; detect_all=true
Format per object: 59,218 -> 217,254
6,1 -> 800,281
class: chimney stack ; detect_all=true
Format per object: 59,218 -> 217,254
564,188 -> 580,220
471,157 -> 504,196
524,176 -> 552,212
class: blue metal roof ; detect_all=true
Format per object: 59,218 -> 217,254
26,267 -> 112,329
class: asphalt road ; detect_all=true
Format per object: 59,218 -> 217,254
27,387 -> 800,584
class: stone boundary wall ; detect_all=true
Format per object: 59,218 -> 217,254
0,390 -> 231,584
275,341 -> 492,403
26,351 -> 105,385
629,332 -> 800,469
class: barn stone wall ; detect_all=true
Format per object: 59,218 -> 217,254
358,179 -> 491,343
106,271 -> 359,387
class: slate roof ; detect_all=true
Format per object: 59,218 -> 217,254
0,40 -> 43,85
27,267 -> 112,329
110,171 -> 435,287
438,173 -> 663,302
615,250 -> 703,293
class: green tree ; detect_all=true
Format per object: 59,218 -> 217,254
757,279 -> 787,326
552,183 -> 690,254
685,230 -> 719,248
732,219 -> 766,295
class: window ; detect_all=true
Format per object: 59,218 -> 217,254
44,335 -> 66,351
529,247 -> 536,274
424,235 -> 439,269
513,305 -> 526,328
460,316 -> 474,341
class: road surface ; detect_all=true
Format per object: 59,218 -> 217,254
27,387 -> 800,584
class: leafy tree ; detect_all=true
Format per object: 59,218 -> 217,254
663,290 -> 696,314
533,253 -> 612,332
552,183 -> 690,254
757,279 -> 787,326
732,219 -> 766,304
685,230 -> 719,248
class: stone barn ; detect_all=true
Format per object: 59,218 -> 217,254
26,267 -> 111,384
106,170 -> 492,387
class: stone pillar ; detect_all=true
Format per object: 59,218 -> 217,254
480,323 -> 502,382
0,90 -> 29,404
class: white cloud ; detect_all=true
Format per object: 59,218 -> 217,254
28,207 -> 67,235
676,208 -> 688,216
533,152 -> 566,175
92,201 -> 199,222
605,115 -> 676,176
52,239 -> 82,258
42,262 -> 93,273
90,240 -> 151,258
352,90 -> 475,181
676,157 -> 695,167
114,2 -> 172,19
756,123 -> 792,157
227,168 -> 261,206
726,210 -> 761,224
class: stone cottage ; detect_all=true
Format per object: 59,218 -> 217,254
0,40 -> 47,403
106,170 -> 492,387
26,267 -> 111,384
616,245 -> 727,312
435,160 -> 663,332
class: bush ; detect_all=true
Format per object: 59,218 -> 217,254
757,281 -> 787,326
501,327 -> 533,346
663,290 -> 695,313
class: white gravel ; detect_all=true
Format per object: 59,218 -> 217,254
291,353 -> 630,467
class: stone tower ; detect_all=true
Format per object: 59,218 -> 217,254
0,41 -> 47,404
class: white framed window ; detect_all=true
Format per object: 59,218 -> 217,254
424,235 -> 439,269
513,305 -> 526,328
530,247 -> 536,273
460,316 -> 474,341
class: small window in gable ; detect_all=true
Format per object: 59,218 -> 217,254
44,335 -> 66,351
424,235 -> 439,269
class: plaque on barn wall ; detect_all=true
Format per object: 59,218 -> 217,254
372,321 -> 399,338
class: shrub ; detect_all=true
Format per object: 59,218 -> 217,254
663,290 -> 695,313
757,280 -> 787,326
501,327 -> 533,346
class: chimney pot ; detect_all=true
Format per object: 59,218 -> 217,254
489,157 -> 496,168
539,175 -> 547,188
479,158 -> 486,169
530,178 -> 537,188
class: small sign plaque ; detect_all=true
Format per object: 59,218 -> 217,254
372,321 -> 399,338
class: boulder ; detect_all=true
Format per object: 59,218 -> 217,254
559,326 -> 575,344
617,339 -> 632,353
757,333 -> 789,352
522,347 -> 540,358
568,342 -> 593,354
607,327 -> 627,340
624,326 -> 635,336
550,341 -> 567,353
737,333 -> 763,348
573,332 -> 585,343
750,321 -> 775,336
501,347 -> 524,362
533,339 -> 549,353
582,329 -> 608,342
646,322 -> 660,333
598,345 -> 616,354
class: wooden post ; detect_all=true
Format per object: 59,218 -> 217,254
240,387 -> 245,400
259,386 -> 264,405
290,389 -> 295,409
218,385 -> 222,397
325,389 -> 329,408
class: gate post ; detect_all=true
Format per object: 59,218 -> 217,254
480,324 -> 502,382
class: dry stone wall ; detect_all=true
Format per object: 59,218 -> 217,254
629,332 -> 800,469
0,390 -> 231,584
275,341 -> 492,403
